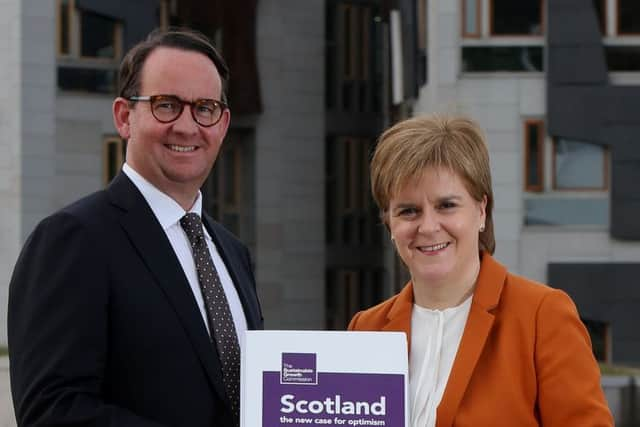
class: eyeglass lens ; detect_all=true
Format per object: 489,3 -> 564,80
150,95 -> 223,127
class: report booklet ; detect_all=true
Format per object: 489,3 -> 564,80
241,330 -> 408,427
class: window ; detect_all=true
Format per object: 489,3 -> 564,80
605,46 -> 640,71
103,137 -> 126,185
618,0 -> 640,34
523,121 -> 610,226
553,138 -> 609,190
57,0 -> 123,93
326,2 -> 383,112
462,0 -> 481,37
524,120 -> 544,192
491,0 -> 543,36
591,0 -> 640,37
460,0 -> 545,73
462,46 -> 543,72
582,319 -> 610,362
326,136 -> 380,246
325,268 -> 384,330
202,144 -> 243,236
201,130 -> 254,245
416,0 -> 428,86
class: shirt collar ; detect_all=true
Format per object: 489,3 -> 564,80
122,163 -> 203,230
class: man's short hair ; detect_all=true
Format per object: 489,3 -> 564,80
117,27 -> 229,102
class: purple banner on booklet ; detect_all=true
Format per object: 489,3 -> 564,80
262,353 -> 404,427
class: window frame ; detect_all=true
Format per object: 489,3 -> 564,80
461,0 -> 482,38
56,0 -> 123,63
524,119 -> 545,192
551,137 -> 610,191
616,0 -> 640,35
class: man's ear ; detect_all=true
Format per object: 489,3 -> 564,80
218,107 -> 231,139
113,97 -> 132,140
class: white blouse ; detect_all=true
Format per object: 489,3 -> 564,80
409,295 -> 473,427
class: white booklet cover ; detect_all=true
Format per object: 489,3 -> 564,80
241,330 -> 408,427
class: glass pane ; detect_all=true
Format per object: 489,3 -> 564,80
524,197 -> 609,226
462,47 -> 543,72
605,46 -> 640,71
492,0 -> 542,35
526,123 -> 541,188
59,0 -> 70,54
554,139 -> 606,189
57,66 -> 117,93
80,11 -> 117,58
618,0 -> 640,34
464,0 -> 479,35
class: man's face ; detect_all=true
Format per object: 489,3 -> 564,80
114,46 -> 229,205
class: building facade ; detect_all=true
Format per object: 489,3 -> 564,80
2,0 -> 639,368
0,0 -> 328,344
414,0 -> 640,365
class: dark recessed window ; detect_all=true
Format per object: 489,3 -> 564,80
582,319 -> 610,362
462,47 -> 543,72
618,0 -> 640,34
59,0 -> 70,55
491,0 -> 542,35
57,67 -> 117,93
525,120 -> 544,192
606,46 -> 640,71
80,11 -> 119,58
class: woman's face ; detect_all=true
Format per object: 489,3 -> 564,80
388,167 -> 486,289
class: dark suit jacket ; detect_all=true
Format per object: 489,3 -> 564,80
349,253 -> 613,427
8,172 -> 263,427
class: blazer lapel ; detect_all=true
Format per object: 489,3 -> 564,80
436,254 -> 507,427
382,283 -> 414,350
202,215 -> 263,330
106,173 -> 230,406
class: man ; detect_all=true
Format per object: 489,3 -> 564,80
8,28 -> 263,427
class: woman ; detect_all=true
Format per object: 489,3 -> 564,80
348,114 -> 613,427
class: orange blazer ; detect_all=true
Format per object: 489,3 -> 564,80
348,253 -> 613,427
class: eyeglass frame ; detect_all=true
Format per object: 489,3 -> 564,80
127,94 -> 228,127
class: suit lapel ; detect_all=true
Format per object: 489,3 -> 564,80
436,254 -> 507,427
107,173 -> 230,406
202,215 -> 262,330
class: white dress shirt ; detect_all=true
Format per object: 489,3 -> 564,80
123,163 -> 248,351
409,294 -> 473,427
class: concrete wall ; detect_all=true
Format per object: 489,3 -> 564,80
20,0 -> 56,242
0,0 -> 56,346
0,0 -> 23,347
55,95 -> 115,208
254,0 -> 325,329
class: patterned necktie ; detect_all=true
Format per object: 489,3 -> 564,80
180,213 -> 241,423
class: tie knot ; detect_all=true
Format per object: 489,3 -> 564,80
180,213 -> 205,246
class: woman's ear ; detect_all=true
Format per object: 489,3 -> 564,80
479,194 -> 488,226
